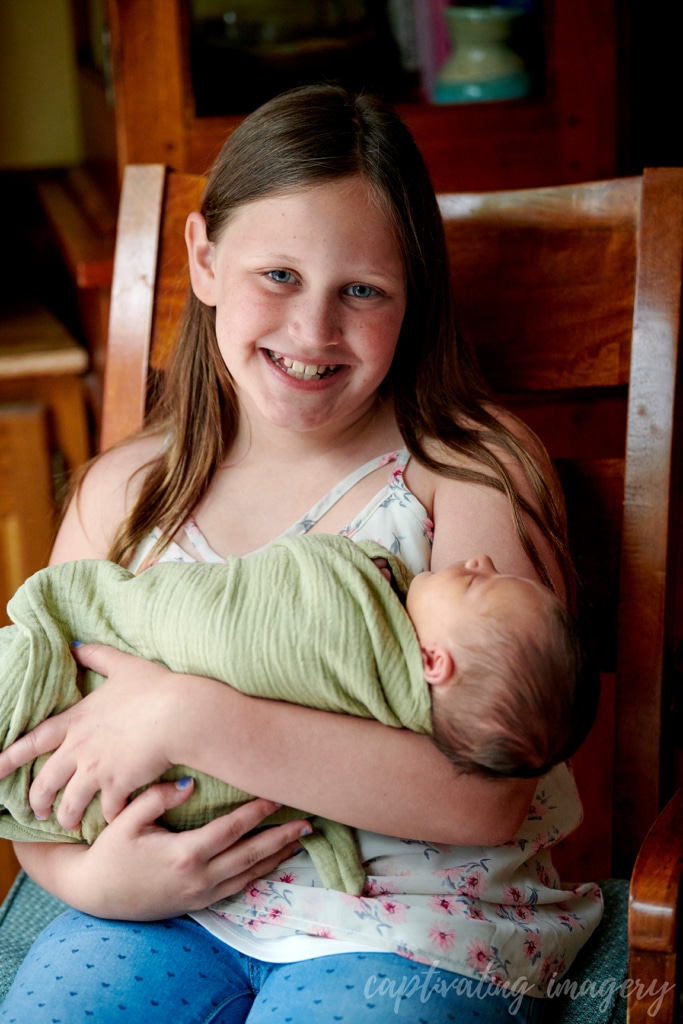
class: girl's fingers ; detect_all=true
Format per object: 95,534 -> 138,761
192,797 -> 286,856
0,715 -> 68,779
27,750 -> 78,823
118,776 -> 198,832
207,840 -> 304,903
120,785 -> 290,850
31,772 -> 74,829
70,642 -> 134,676
84,785 -> 311,914
121,785 -> 309,888
56,773 -> 128,832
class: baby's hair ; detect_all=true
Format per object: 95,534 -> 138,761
431,598 -> 599,779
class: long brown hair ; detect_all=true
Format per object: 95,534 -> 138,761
106,83 -> 571,594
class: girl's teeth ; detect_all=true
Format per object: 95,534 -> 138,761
271,351 -> 337,380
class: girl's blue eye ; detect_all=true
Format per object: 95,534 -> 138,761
347,284 -> 376,299
268,270 -> 295,284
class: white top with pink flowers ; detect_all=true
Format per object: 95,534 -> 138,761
131,448 -> 603,998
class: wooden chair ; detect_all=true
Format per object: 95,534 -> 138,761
1,164 -> 681,1022
0,306 -> 92,899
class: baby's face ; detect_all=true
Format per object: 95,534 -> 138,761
406,555 -> 547,643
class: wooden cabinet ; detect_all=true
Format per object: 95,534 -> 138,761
104,0 -> 619,191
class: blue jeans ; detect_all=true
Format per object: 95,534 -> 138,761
1,911 -> 546,1023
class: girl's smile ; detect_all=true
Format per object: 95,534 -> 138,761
186,176 -> 407,438
266,350 -> 340,382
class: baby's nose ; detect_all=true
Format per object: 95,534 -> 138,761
464,554 -> 497,573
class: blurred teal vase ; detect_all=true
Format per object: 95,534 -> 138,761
434,5 -> 531,103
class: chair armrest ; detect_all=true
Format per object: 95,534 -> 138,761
627,785 -> 683,1021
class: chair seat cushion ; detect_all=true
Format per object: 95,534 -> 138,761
0,873 -> 629,1017
0,871 -> 68,1000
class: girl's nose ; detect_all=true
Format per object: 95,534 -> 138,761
464,554 -> 497,574
290,294 -> 340,347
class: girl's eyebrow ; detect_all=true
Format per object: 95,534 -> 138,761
250,251 -> 397,280
250,251 -> 297,263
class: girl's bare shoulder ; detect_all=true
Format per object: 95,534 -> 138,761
50,432 -> 166,564
406,405 -> 563,580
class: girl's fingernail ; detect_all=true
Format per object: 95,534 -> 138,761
299,825 -> 312,838
175,777 -> 193,790
70,640 -> 84,648
34,813 -> 45,820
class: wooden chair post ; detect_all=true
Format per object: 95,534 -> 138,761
615,166 -> 683,876
100,164 -> 166,451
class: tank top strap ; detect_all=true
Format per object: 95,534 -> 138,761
280,448 -> 409,538
175,448 -> 410,564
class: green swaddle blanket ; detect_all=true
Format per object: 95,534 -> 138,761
0,535 -> 430,894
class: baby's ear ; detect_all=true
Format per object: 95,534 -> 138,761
185,212 -> 217,306
421,645 -> 455,687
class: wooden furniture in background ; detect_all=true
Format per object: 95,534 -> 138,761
32,168 -> 117,422
103,0 -> 619,191
0,402 -> 59,899
0,403 -> 56,624
100,164 -> 682,1020
0,305 -> 91,480
0,306 -> 91,901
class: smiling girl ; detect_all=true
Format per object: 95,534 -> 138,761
0,84 -> 601,1023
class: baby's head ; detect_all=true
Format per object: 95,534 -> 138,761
406,556 -> 599,779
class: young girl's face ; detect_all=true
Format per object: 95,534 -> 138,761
186,176 -> 407,438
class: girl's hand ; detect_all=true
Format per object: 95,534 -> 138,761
0,645 -> 188,831
19,781 -> 310,920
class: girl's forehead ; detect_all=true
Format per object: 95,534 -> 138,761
214,176 -> 391,231
241,177 -> 380,215
215,179 -> 402,258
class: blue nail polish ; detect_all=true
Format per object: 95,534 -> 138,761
70,640 -> 84,648
175,777 -> 193,789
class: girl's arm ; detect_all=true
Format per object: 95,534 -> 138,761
0,640 -> 533,845
73,644 -> 538,845
6,441 -> 310,917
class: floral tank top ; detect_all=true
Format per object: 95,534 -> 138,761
131,448 -> 603,998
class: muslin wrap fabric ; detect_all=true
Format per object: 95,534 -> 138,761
0,535 -> 430,894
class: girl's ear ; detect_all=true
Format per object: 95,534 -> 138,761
185,211 -> 217,306
421,645 -> 455,688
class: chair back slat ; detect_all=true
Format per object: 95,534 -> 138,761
150,173 -> 206,371
101,164 -> 166,451
439,182 -> 639,393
